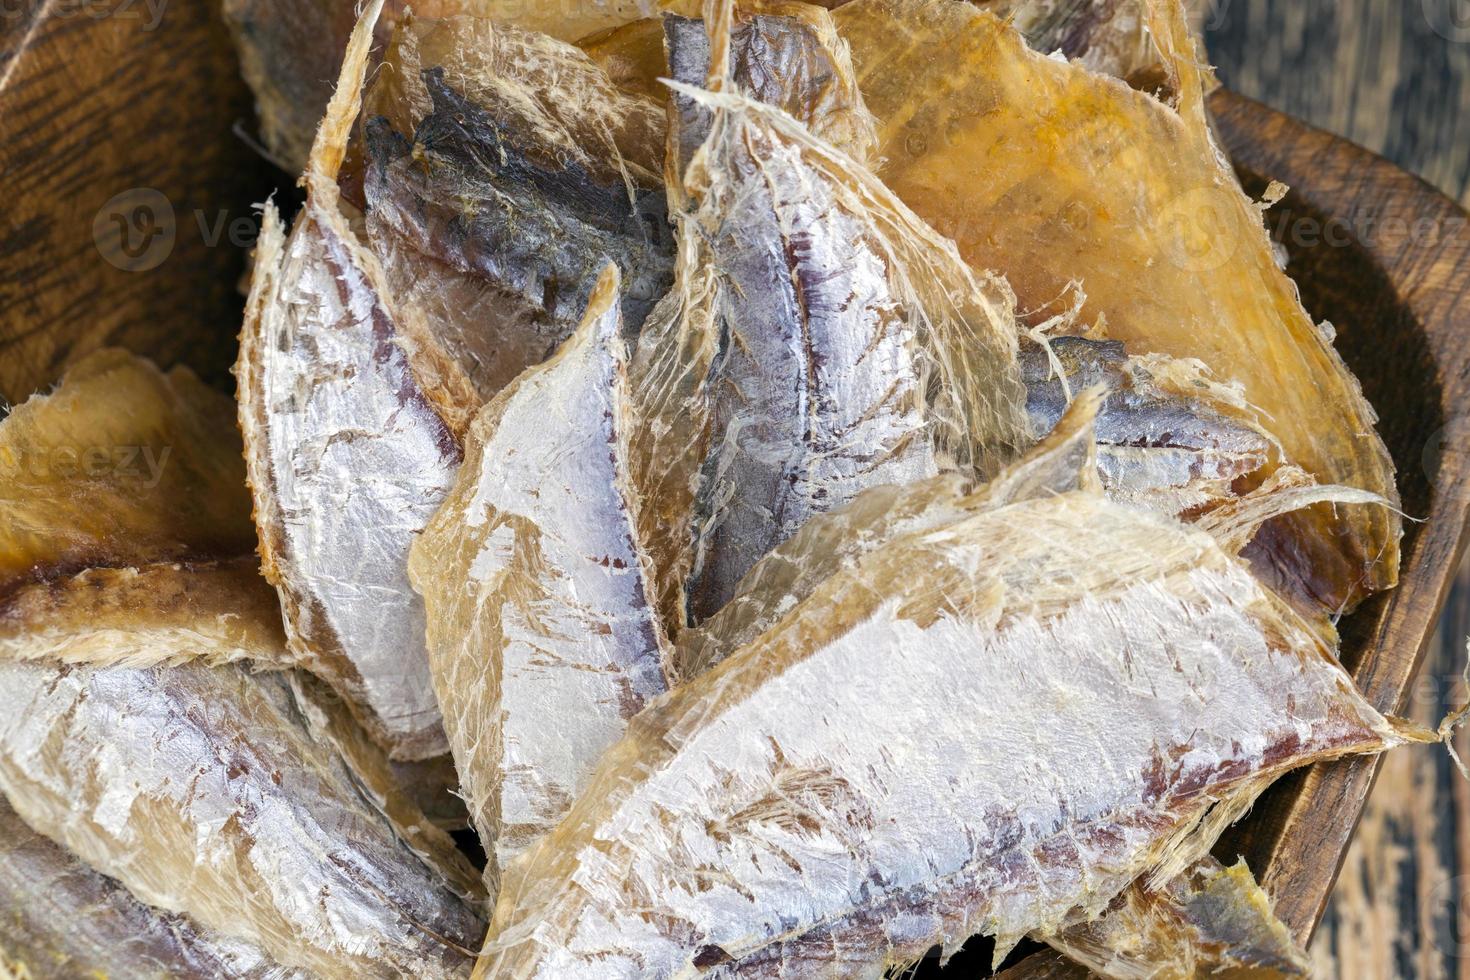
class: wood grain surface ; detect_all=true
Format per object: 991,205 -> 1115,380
0,0 -> 274,406
1204,3 -> 1470,976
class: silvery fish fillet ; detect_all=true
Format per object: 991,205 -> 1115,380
238,1 -> 459,760
0,657 -> 486,979
477,467 -> 1410,977
660,25 -> 1029,624
1021,336 -> 1274,514
409,267 -> 668,890
0,796 -> 300,980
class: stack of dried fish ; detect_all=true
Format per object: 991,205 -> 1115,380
0,0 -> 1426,978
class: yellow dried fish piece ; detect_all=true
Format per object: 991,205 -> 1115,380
0,348 -> 253,593
477,486 -> 1406,977
0,659 -> 486,979
238,1 -> 459,760
410,267 -> 669,891
0,796 -> 301,980
0,558 -> 291,670
833,0 -> 1401,614
1042,857 -> 1310,979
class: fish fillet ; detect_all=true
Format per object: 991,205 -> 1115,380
0,796 -> 301,979
0,349 -> 254,594
476,454 -> 1408,976
833,0 -> 1401,614
410,267 -> 669,891
238,1 -> 460,760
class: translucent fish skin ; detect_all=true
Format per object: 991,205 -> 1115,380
0,797 -> 299,980
0,349 -> 254,593
1021,337 -> 1273,513
409,268 -> 668,890
0,660 -> 485,979
477,488 -> 1400,977
834,0 -> 1401,614
238,4 -> 460,761
365,68 -> 674,335
239,199 -> 457,761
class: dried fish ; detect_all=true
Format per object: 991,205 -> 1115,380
1042,857 -> 1310,979
1021,336 -> 1274,514
0,348 -> 254,594
641,14 -> 1030,627
409,267 -> 669,890
0,656 -> 486,978
364,21 -> 674,338
238,1 -> 460,760
0,796 -> 300,980
476,431 -> 1410,976
833,0 -> 1401,614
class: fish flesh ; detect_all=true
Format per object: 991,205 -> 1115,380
364,20 -> 674,337
238,1 -> 460,760
475,432 -> 1411,976
0,795 -> 301,979
0,655 -> 487,977
833,0 -> 1401,615
641,13 -> 1030,628
1020,336 -> 1274,514
0,348 -> 254,594
409,267 -> 669,890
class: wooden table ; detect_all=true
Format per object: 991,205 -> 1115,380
1205,3 -> 1470,975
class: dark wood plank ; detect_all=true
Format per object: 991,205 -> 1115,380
0,0 -> 277,405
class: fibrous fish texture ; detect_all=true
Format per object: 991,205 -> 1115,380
0,795 -> 300,980
409,267 -> 669,891
0,658 -> 486,978
1042,857 -> 1310,979
833,0 -> 1401,615
364,17 -> 674,341
645,36 -> 1029,627
0,348 -> 254,594
476,457 -> 1407,977
238,1 -> 458,760
1021,336 -> 1274,514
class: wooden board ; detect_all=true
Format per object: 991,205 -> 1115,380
0,0 -> 276,406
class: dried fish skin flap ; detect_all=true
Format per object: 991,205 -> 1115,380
0,796 -> 301,980
833,0 -> 1401,613
1021,337 -> 1274,515
0,558 -> 292,671
364,18 -> 675,337
668,82 -> 1030,624
478,491 -> 1402,978
1040,857 -> 1310,979
410,267 -> 669,890
0,348 -> 254,594
238,2 -> 460,760
0,659 -> 485,978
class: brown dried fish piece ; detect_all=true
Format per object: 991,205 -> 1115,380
0,796 -> 301,980
833,0 -> 1401,615
664,1 -> 878,181
0,348 -> 254,594
0,658 -> 486,978
1039,857 -> 1310,979
661,66 -> 1029,625
1021,336 -> 1274,514
239,1 -> 460,760
364,37 -> 674,335
476,473 -> 1411,977
409,267 -> 669,891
